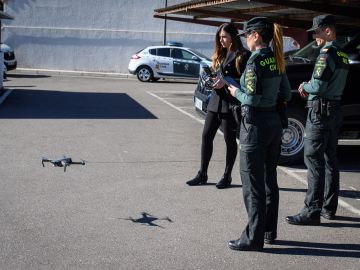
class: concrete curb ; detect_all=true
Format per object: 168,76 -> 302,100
15,68 -> 136,79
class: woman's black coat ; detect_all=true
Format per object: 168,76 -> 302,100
207,50 -> 250,114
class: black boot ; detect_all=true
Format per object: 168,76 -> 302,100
186,171 -> 208,186
285,213 -> 320,226
264,232 -> 277,244
228,238 -> 263,251
215,175 -> 232,189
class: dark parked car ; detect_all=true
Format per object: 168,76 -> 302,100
194,29 -> 360,165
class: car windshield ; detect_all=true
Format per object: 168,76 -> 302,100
188,49 -> 211,61
290,34 -> 357,62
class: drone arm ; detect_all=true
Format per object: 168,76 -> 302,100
42,158 -> 52,167
70,161 -> 85,165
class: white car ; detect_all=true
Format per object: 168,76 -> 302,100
0,43 -> 17,71
128,43 -> 212,82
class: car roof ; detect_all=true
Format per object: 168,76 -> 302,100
145,45 -> 192,50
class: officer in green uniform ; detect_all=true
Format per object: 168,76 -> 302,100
225,17 -> 291,251
286,15 -> 349,225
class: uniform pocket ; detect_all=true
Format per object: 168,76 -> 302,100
240,118 -> 258,151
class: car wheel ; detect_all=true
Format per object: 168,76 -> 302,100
136,66 -> 153,82
279,107 -> 306,165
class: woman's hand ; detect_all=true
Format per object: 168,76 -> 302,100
212,76 -> 226,89
227,84 -> 238,97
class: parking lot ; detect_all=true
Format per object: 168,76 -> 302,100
0,72 -> 359,270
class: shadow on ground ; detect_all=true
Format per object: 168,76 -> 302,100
0,89 -> 157,119
265,240 -> 360,257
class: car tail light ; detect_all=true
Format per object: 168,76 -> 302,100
131,54 -> 141,60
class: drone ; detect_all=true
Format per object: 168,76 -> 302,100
42,156 -> 85,172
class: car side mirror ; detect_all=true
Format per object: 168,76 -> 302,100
192,56 -> 201,61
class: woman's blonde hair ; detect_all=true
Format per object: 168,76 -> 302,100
257,23 -> 286,74
212,23 -> 246,72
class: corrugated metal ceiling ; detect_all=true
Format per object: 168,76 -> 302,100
154,0 -> 360,30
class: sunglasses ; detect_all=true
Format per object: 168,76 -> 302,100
244,31 -> 255,38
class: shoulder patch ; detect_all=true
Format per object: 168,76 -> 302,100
244,66 -> 257,95
313,54 -> 328,79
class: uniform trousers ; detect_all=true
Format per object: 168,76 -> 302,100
200,111 -> 238,177
302,107 -> 343,217
238,110 -> 282,247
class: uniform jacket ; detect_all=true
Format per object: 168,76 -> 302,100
207,50 -> 251,113
302,41 -> 349,101
235,47 -> 291,107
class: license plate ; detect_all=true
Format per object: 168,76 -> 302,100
5,60 -> 16,65
195,97 -> 203,110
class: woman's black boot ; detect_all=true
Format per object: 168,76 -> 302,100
216,175 -> 232,189
186,171 -> 208,186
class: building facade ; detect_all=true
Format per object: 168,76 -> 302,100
3,0 -> 216,74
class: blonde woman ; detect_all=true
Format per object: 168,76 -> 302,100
227,17 -> 291,251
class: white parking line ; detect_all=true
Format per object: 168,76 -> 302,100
0,89 -> 13,105
149,91 -> 360,216
279,166 -> 360,215
147,92 -> 204,125
163,98 -> 193,101
149,90 -> 194,94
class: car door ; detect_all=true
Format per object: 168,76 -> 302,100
172,48 -> 200,77
155,48 -> 173,75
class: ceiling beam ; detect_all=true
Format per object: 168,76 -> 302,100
193,8 -> 256,20
154,14 -> 228,27
251,0 -> 360,18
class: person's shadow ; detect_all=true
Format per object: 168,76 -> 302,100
265,240 -> 360,257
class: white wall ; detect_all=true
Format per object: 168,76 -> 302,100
3,0 -> 217,73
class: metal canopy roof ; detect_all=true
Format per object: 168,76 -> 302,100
154,0 -> 360,30
0,10 -> 14,20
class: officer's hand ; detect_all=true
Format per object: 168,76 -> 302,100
228,84 -> 238,97
212,76 -> 226,89
298,83 -> 308,99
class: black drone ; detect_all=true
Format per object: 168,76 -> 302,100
42,156 -> 85,172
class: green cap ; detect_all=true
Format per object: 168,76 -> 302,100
307,14 -> 336,32
238,17 -> 273,36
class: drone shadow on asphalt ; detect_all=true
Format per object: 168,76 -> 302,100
118,212 -> 173,229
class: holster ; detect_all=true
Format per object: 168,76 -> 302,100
307,99 -> 340,117
230,104 -> 242,125
277,99 -> 288,129
241,105 -> 254,124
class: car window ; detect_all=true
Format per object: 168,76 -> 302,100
188,49 -> 212,61
182,50 -> 197,60
291,41 -> 321,61
149,49 -> 156,55
290,34 -> 359,62
171,49 -> 198,60
157,48 -> 170,57
171,48 -> 183,59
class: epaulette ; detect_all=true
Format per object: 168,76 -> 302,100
321,48 -> 329,53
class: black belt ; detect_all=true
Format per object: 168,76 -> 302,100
307,100 -> 341,107
252,106 -> 276,112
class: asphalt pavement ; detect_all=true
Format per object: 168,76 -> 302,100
0,71 -> 359,270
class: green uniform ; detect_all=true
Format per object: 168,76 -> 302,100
301,41 -> 349,218
234,47 -> 291,248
